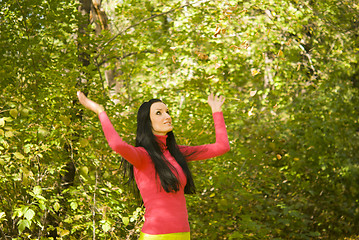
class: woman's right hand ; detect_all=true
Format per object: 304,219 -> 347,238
77,91 -> 104,115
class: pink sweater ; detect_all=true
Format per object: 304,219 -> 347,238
99,111 -> 230,234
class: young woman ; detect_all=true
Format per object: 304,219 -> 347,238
77,91 -> 230,240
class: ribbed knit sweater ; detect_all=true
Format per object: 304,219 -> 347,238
99,111 -> 230,234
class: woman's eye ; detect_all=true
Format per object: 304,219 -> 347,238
156,111 -> 161,115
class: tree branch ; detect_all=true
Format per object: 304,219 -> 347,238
97,50 -> 156,67
95,3 -> 191,58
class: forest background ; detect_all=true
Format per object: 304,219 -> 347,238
1,0 -> 358,239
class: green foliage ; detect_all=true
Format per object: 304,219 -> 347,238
1,0 -> 358,239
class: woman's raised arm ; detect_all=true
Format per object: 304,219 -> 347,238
77,91 -> 104,115
77,91 -> 147,169
179,93 -> 230,161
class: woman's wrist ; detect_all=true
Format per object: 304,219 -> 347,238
97,106 -> 105,115
211,107 -> 222,113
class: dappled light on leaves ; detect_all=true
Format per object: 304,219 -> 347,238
1,0 -> 359,239
251,69 -> 260,76
194,50 -> 208,60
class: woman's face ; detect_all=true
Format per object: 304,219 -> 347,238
150,102 -> 173,136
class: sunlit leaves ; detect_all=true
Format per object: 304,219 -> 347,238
13,152 -> 25,160
121,216 -> 129,226
0,118 -> 5,127
53,202 -> 61,212
17,219 -> 31,234
250,69 -> 260,76
9,109 -> 18,118
1,0 -> 358,239
24,209 -> 35,221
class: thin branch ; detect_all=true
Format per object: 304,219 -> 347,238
95,3 -> 190,58
299,44 -> 316,73
97,50 -> 156,67
92,169 -> 98,240
94,57 -> 104,83
0,225 -> 6,240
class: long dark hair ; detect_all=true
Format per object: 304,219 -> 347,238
121,99 -> 196,195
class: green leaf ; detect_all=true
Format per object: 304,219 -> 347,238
54,202 -> 61,212
70,202 -> 78,210
24,209 -> 35,221
79,138 -> 89,147
10,109 -> 18,118
18,219 -> 31,234
122,217 -> 129,226
33,186 -> 42,195
102,221 -> 111,232
5,131 -> 14,138
79,166 -> 89,176
13,152 -> 24,159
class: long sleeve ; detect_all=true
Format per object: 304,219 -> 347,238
98,111 -> 148,169
179,112 -> 230,161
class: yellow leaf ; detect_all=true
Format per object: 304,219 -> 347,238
54,202 -> 61,212
79,166 -> 89,176
5,131 -> 14,138
122,217 -> 129,226
58,228 -> 70,237
172,55 -> 176,63
278,50 -> 284,57
276,154 -> 282,160
14,152 -> 25,159
251,69 -> 260,76
10,109 -> 18,118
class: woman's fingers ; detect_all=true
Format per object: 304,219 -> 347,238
208,93 -> 225,112
208,93 -> 225,104
77,91 -> 86,105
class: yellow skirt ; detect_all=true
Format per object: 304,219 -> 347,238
139,231 -> 190,240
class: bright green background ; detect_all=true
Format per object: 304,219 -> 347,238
1,0 -> 358,239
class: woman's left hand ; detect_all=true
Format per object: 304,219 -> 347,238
208,93 -> 225,113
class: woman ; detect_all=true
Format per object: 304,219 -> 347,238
77,91 -> 230,240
